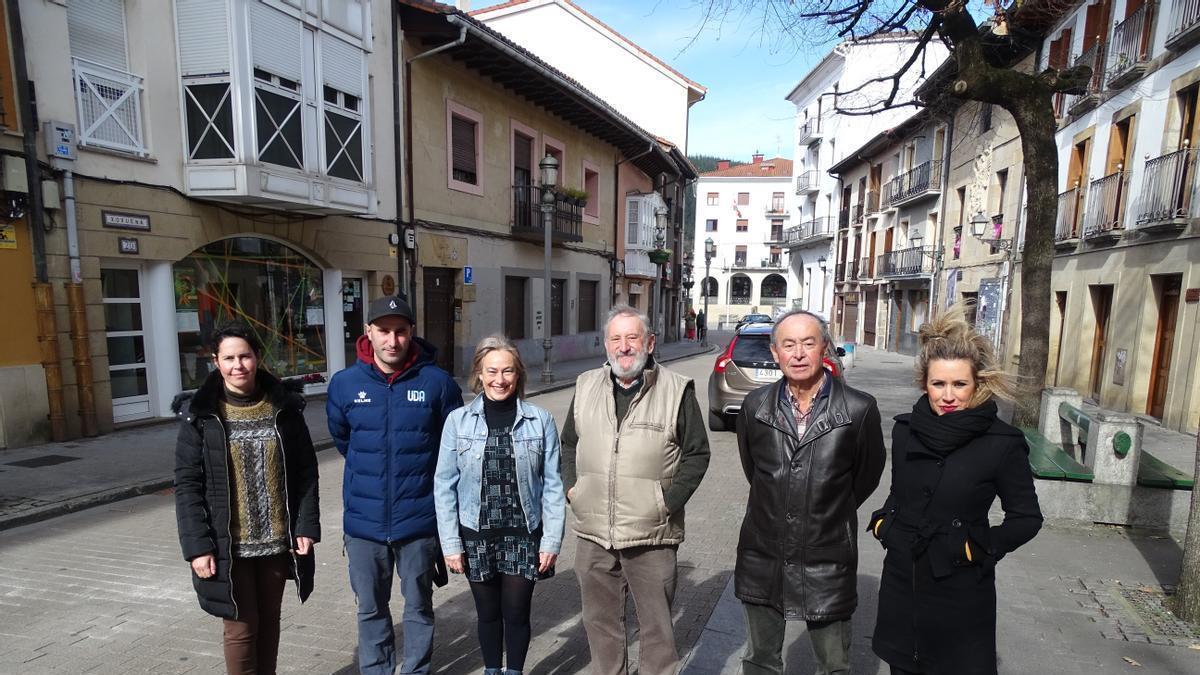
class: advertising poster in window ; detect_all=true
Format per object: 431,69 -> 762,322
0,222 -> 16,249
976,277 -> 1004,347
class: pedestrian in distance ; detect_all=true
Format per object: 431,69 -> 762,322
327,295 -> 464,675
434,334 -> 566,675
560,304 -> 711,675
696,309 -> 707,343
173,322 -> 321,675
734,309 -> 886,675
869,304 -> 1043,675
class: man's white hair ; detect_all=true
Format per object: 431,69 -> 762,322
605,304 -> 652,336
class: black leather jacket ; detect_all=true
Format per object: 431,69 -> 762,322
734,376 -> 885,621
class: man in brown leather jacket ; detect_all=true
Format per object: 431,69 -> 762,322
559,305 -> 711,675
734,310 -> 885,675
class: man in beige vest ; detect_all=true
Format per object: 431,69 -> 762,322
560,305 -> 711,675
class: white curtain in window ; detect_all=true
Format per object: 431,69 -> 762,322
250,1 -> 304,81
67,0 -> 128,70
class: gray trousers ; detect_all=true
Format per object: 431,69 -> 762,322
345,534 -> 438,675
741,602 -> 851,675
576,538 -> 680,675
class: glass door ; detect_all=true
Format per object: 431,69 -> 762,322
102,267 -> 152,422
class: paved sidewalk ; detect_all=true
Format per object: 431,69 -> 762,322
0,338 -> 714,531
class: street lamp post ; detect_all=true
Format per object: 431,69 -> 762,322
818,255 -> 827,313
703,236 -> 715,347
968,210 -> 1015,352
540,154 -> 559,384
653,206 -> 668,337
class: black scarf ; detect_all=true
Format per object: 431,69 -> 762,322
908,395 -> 997,457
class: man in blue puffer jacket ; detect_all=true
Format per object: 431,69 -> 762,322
328,295 -> 463,675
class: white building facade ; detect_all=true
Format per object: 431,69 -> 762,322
785,35 -> 947,322
691,156 -> 795,329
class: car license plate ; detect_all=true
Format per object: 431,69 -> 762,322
754,368 -> 778,380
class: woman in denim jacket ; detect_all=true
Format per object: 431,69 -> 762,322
434,334 -> 566,675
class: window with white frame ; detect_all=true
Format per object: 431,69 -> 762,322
67,0 -> 147,155
448,101 -> 482,194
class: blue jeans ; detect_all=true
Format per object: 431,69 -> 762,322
345,534 -> 438,675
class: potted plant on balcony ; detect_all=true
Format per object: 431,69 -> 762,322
647,248 -> 671,265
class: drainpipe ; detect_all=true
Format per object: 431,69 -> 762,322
930,113 -> 955,318
404,23 -> 468,310
391,0 -> 405,297
62,171 -> 97,436
612,143 -> 657,305
8,0 -> 66,441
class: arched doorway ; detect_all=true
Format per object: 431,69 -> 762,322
702,276 -> 718,299
729,274 -> 752,305
761,273 -> 787,307
173,237 -> 327,389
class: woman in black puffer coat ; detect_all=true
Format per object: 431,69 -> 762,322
174,323 -> 320,674
868,304 -> 1042,675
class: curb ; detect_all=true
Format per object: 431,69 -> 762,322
0,347 -> 718,532
0,439 -> 338,532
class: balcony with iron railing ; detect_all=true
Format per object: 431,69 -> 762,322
796,170 -> 821,195
1108,3 -> 1155,89
766,224 -> 786,243
876,246 -> 935,278
1082,171 -> 1128,242
858,256 -> 873,279
782,216 -> 834,247
796,119 -> 823,145
835,262 -> 846,282
1055,185 -> 1085,244
1167,0 -> 1200,50
865,189 -> 881,215
1065,44 -> 1104,115
847,259 -> 859,280
72,57 -> 147,156
511,185 -> 584,243
853,202 -> 865,223
882,160 -> 942,209
765,203 -> 791,218
838,206 -> 851,229
1136,147 -> 1197,230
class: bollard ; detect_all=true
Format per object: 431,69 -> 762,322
1085,411 -> 1142,486
1039,387 -> 1083,446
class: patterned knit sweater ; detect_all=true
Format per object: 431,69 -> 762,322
220,395 -> 288,558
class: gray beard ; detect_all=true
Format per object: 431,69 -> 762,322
608,350 -> 648,381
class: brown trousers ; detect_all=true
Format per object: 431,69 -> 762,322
222,553 -> 290,675
575,538 -> 680,675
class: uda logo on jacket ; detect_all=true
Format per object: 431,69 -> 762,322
408,390 -> 426,403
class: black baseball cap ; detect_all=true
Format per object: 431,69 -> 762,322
367,295 -> 415,325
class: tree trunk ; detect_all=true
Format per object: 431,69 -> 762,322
1007,97 -> 1058,427
1172,419 -> 1200,621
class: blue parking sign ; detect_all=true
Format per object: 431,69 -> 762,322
464,266 -> 473,284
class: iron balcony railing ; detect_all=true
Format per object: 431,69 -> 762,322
767,226 -> 785,242
1065,44 -> 1104,112
511,185 -> 584,242
859,256 -> 872,279
766,202 -> 789,216
838,206 -> 851,229
782,217 -> 833,245
72,57 -> 147,156
848,259 -> 859,279
1055,186 -> 1085,241
1082,171 -> 1129,238
1168,0 -> 1200,48
796,119 -> 823,145
876,246 -> 934,278
865,189 -> 881,214
1136,148 -> 1197,224
835,262 -> 846,282
731,294 -> 752,305
853,203 -> 864,223
882,160 -> 942,208
1108,3 -> 1154,87
796,170 -> 820,194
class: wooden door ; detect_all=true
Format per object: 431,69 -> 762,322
863,288 -> 878,346
423,267 -> 456,373
1088,285 -> 1113,400
844,294 -> 859,343
1053,291 -> 1068,386
1147,276 -> 1182,418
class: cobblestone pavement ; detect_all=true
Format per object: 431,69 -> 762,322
0,346 -> 736,674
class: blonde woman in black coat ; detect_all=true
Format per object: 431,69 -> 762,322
868,304 -> 1042,675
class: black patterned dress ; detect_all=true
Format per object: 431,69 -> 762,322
461,396 -> 553,583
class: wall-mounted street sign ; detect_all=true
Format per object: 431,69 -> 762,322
103,211 -> 151,231
464,266 -> 473,284
118,237 -> 139,254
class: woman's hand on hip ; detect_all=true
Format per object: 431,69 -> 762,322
538,552 -> 558,574
294,536 -> 314,555
191,554 -> 216,578
445,554 -> 466,574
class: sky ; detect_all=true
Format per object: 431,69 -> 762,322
474,0 -> 840,162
